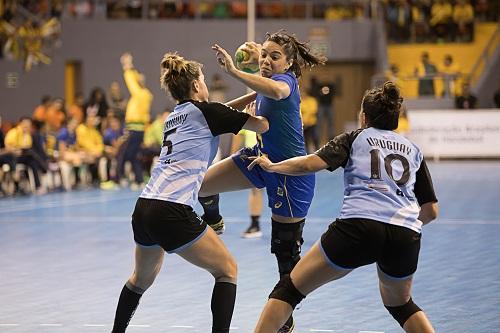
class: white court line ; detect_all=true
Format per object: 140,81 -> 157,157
40,323 -> 63,326
171,325 -> 194,328
84,324 -> 106,327
359,331 -> 384,333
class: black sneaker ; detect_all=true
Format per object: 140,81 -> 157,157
241,225 -> 262,239
277,315 -> 295,333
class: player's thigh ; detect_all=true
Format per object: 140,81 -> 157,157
290,242 -> 351,296
177,227 -> 237,281
133,245 -> 165,281
377,266 -> 413,306
199,156 -> 253,196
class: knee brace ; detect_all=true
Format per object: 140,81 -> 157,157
385,297 -> 422,327
271,219 -> 305,276
199,194 -> 221,223
269,274 -> 305,309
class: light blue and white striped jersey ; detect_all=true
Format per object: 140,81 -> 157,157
140,100 -> 249,208
316,127 -> 437,233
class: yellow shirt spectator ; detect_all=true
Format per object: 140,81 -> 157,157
453,3 -> 474,24
124,69 -> 153,130
430,2 -> 453,26
5,124 -> 32,149
76,123 -> 104,155
300,94 -> 319,128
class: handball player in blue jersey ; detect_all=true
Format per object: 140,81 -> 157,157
250,82 -> 439,333
110,53 -> 269,333
198,30 -> 326,332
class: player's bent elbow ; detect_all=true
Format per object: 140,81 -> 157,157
420,202 -> 439,225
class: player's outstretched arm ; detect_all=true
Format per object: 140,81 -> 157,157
248,154 -> 328,176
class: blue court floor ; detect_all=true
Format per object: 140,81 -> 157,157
0,161 -> 499,333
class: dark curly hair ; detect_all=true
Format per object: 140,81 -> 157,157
362,81 -> 403,130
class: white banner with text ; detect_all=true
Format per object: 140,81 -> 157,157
408,110 -> 500,158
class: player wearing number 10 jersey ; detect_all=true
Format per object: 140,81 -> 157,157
249,82 -> 439,333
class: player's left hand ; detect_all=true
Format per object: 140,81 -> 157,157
212,44 -> 236,74
244,101 -> 256,116
248,155 -> 274,172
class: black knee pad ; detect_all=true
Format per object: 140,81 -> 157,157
385,297 -> 422,327
269,274 -> 305,309
271,219 -> 305,276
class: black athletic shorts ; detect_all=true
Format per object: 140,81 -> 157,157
131,198 -> 207,253
320,218 -> 421,278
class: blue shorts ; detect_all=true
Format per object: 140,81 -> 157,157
232,146 -> 315,218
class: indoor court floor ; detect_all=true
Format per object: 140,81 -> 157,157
1,161 -> 499,333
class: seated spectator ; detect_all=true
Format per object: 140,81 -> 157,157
85,87 -> 109,131
5,117 -> 47,193
0,115 -> 17,195
68,93 -> 85,125
453,0 -> 474,42
386,0 -> 411,43
411,1 -> 431,42
430,0 -> 453,42
455,82 -> 477,109
99,114 -> 125,188
76,112 -> 104,185
107,81 -> 127,121
32,95 -> 52,123
45,98 -> 66,133
141,109 -> 170,178
57,118 -> 83,190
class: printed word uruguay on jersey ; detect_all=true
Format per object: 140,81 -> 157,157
140,100 -> 249,207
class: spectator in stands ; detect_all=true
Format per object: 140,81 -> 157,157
0,115 -> 17,195
415,52 -> 437,96
118,52 -> 153,189
32,95 -> 52,123
85,87 -> 109,131
453,0 -> 474,42
300,89 -> 319,153
45,98 -> 66,133
455,81 -> 477,109
107,81 -> 127,121
386,0 -> 411,43
410,1 -> 431,42
100,114 -> 125,187
439,54 -> 461,97
68,93 -> 85,125
76,111 -> 104,185
141,109 -> 170,179
312,77 -> 336,141
5,117 -> 47,193
430,0 -> 453,42
57,117 -> 84,190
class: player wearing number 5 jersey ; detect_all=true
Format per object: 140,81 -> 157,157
111,53 -> 268,333
250,82 -> 439,333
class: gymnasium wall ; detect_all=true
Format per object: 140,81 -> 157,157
0,19 -> 379,122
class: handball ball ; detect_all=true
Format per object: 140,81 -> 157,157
235,44 -> 259,74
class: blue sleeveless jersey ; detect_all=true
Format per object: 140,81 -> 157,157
140,100 -> 249,208
316,127 -> 436,233
255,71 -> 307,161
